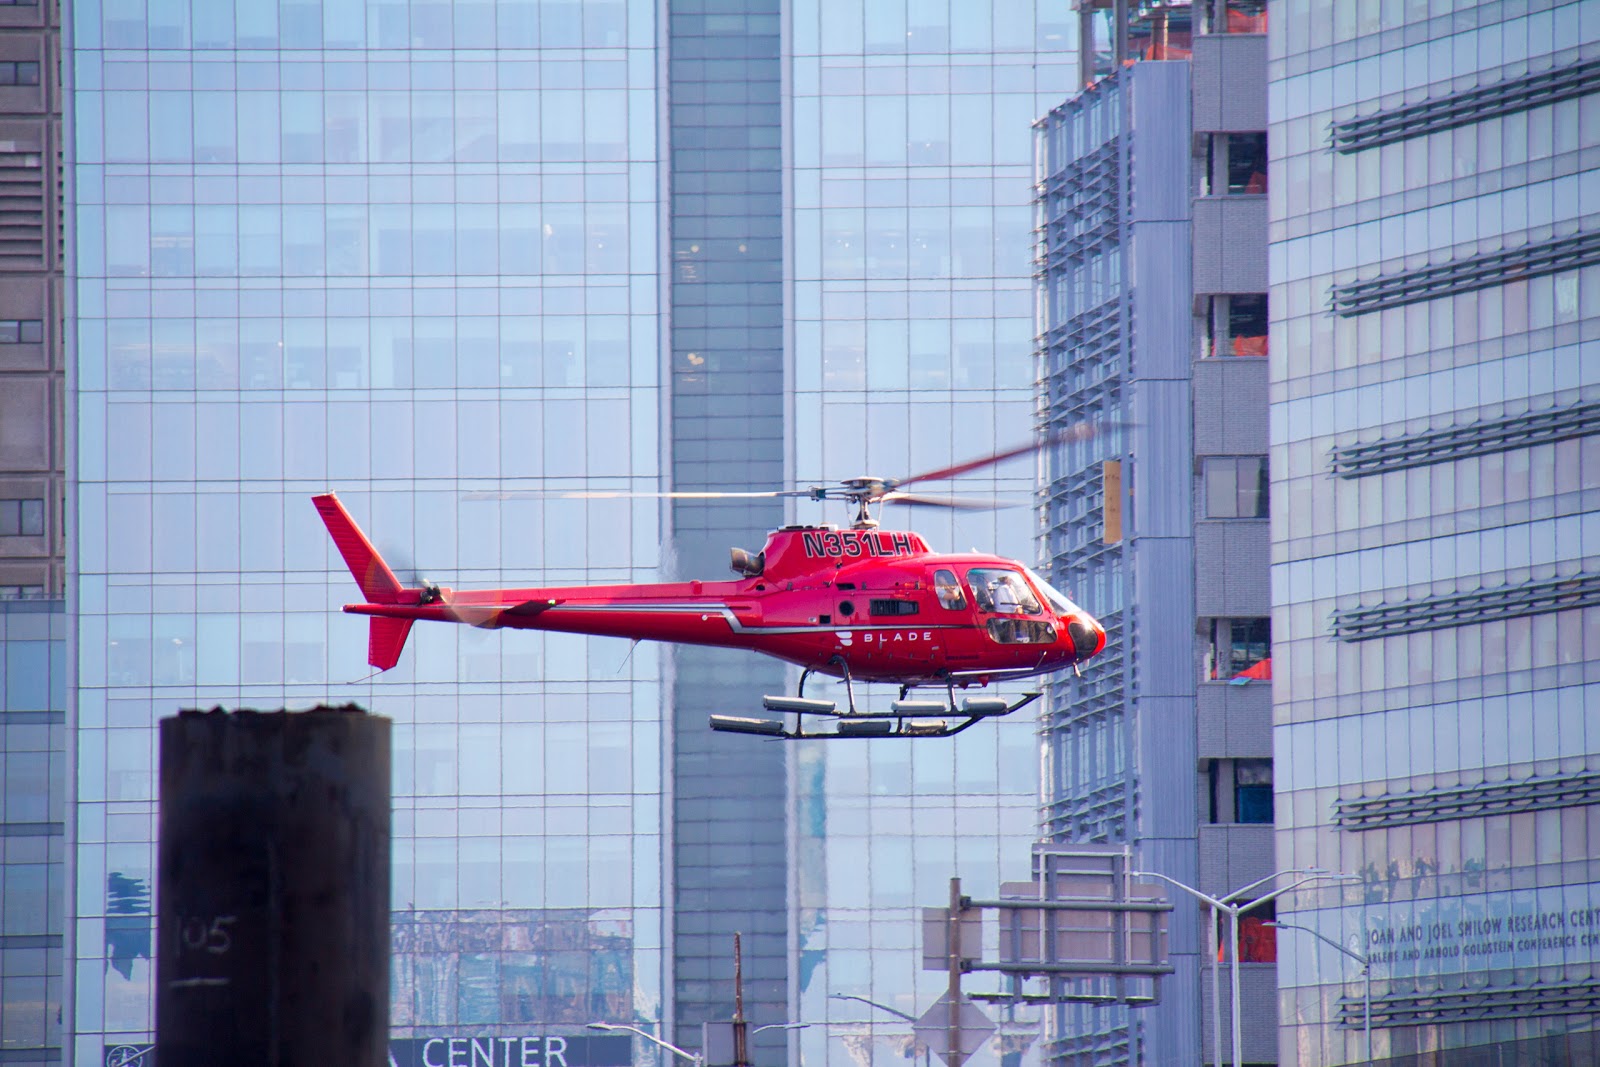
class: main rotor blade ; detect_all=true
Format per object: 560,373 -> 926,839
894,421 -> 1105,488
881,492 -> 1020,511
463,489 -> 811,502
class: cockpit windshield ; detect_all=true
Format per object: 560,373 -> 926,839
1022,567 -> 1082,616
966,568 -> 1042,615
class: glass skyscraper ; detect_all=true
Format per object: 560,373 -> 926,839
1270,1 -> 1600,1063
70,0 -> 668,1061
65,1 -> 1086,1065
786,3 -> 1076,1064
1,600 -> 66,1067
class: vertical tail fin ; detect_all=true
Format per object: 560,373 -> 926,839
313,492 -> 407,604
314,493 -> 418,671
368,618 -> 415,672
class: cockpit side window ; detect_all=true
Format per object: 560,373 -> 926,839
933,568 -> 966,611
965,568 -> 1042,615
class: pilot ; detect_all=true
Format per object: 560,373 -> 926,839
989,576 -> 1022,614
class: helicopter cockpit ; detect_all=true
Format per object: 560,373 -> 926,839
966,567 -> 1055,644
1021,565 -> 1103,660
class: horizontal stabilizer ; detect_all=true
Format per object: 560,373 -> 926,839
503,599 -> 557,617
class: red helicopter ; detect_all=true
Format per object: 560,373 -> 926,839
315,439 -> 1107,739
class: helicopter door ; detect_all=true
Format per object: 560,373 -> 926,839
965,567 -> 1057,645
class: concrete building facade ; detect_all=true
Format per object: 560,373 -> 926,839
0,0 -> 64,1064
1036,1 -> 1272,1062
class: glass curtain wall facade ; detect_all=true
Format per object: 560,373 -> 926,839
68,1 -> 668,1062
1269,1 -> 1600,1063
787,3 -> 1076,1064
665,2 -> 789,1060
0,601 -> 66,1067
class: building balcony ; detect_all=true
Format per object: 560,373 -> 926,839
1193,356 -> 1268,453
1192,30 -> 1267,133
1194,520 -> 1270,618
1196,679 -> 1272,761
1201,962 -> 1280,1066
1198,822 -> 1276,898
1193,194 -> 1268,295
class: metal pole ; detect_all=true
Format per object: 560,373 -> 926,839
155,706 -> 391,1067
1229,907 -> 1242,1067
1207,903 -> 1222,1067
1131,871 -> 1347,1067
733,932 -> 748,1067
1263,918 -> 1372,1066
1363,964 -> 1372,1065
1078,5 -> 1094,88
948,877 -> 963,1067
1114,0 -> 1129,67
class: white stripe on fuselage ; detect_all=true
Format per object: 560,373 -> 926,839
543,602 -> 969,636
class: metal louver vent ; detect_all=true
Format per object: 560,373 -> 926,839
0,150 -> 44,258
1329,400 -> 1600,478
1040,139 -> 1121,274
1346,980 -> 1600,1028
1329,231 -> 1600,316
1331,573 -> 1600,642
1331,56 -> 1600,153
1336,770 -> 1600,830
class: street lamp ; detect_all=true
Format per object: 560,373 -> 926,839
829,993 -> 927,1067
1128,869 -> 1356,1067
588,1023 -> 703,1067
1266,920 -> 1371,1066
828,993 -> 916,1023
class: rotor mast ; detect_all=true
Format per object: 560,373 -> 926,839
836,477 -> 894,530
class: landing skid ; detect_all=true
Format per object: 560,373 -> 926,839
709,661 -> 1041,739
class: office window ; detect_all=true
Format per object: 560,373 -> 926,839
1204,133 -> 1267,195
0,498 -> 44,536
1226,133 -> 1266,193
0,62 -> 41,86
1234,759 -> 1274,824
1203,457 -> 1269,517
1207,617 -> 1270,679
1203,294 -> 1268,357
1220,1 -> 1267,33
0,320 -> 43,343
1228,294 -> 1267,352
1218,899 -> 1277,963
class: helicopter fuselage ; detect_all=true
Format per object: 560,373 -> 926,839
319,498 -> 1108,685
